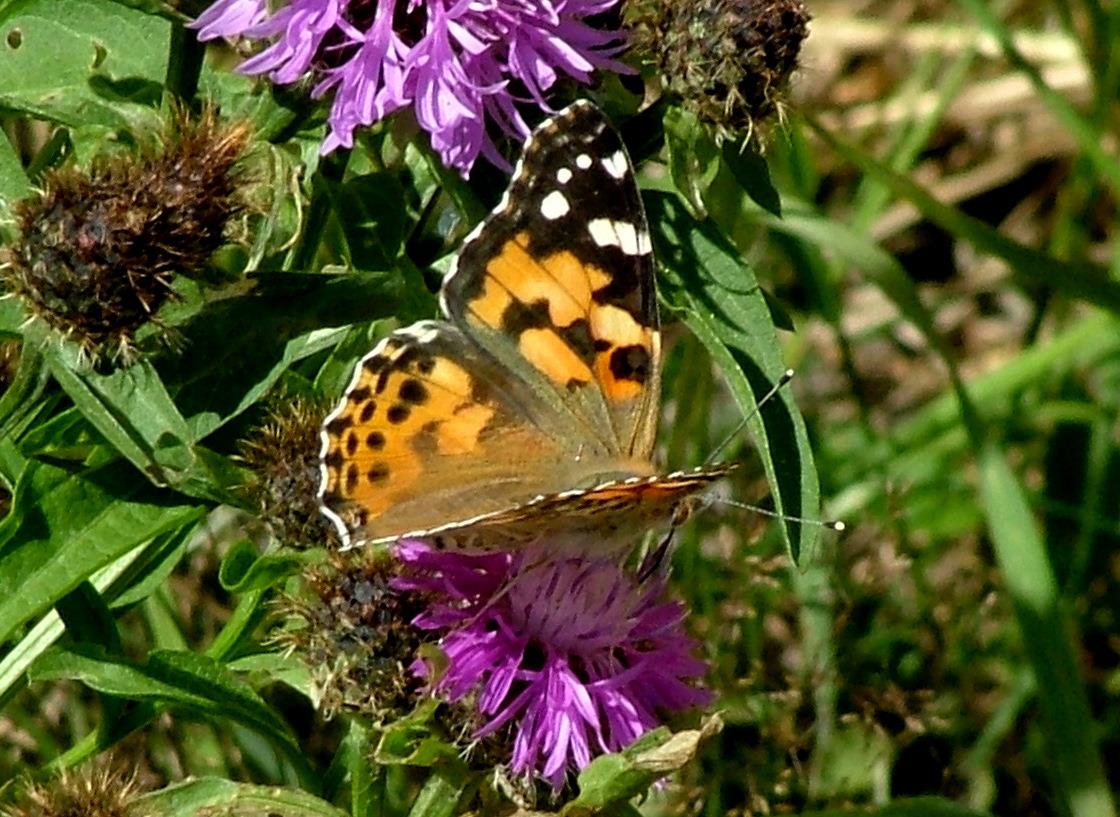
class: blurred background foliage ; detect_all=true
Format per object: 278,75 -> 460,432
0,1 -> 1118,816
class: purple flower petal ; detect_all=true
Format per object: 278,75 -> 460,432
189,0 -> 266,41
238,0 -> 344,83
396,545 -> 710,790
191,0 -> 630,173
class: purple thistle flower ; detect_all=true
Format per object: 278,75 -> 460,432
190,0 -> 629,174
190,0 -> 266,41
394,541 -> 711,791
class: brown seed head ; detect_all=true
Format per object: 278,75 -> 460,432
630,0 -> 810,139
239,395 -> 340,549
0,107 -> 251,364
1,759 -> 141,817
275,548 -> 426,722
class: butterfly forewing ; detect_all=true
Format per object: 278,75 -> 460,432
442,101 -> 661,461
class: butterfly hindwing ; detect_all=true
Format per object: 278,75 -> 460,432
319,321 -> 580,546
442,101 -> 661,461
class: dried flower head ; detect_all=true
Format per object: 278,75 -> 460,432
0,108 -> 250,364
239,395 -> 340,548
191,0 -> 629,174
630,0 -> 809,138
1,758 -> 140,817
395,541 -> 711,792
276,548 -> 426,721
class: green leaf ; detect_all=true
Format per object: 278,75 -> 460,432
0,342 -> 52,446
0,458 -> 202,646
977,443 -> 1115,817
30,646 -> 307,774
331,172 -> 410,270
46,356 -> 193,483
0,297 -> 25,337
406,769 -> 467,817
564,718 -> 721,815
648,191 -> 821,563
107,524 -> 194,609
44,355 -> 242,502
218,540 -> 315,594
663,107 -> 720,219
0,126 -> 29,214
346,721 -> 380,817
0,534 -> 162,700
133,778 -> 350,817
720,140 -> 782,217
226,652 -> 312,698
164,272 -> 434,431
406,140 -> 487,227
0,0 -> 168,127
55,581 -> 122,655
375,700 -> 461,768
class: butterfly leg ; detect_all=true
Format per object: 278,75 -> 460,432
637,526 -> 675,582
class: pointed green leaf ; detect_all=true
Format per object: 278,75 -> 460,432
648,191 -> 821,563
30,646 -> 305,772
0,459 -> 202,646
134,778 -> 349,817
565,718 -> 721,815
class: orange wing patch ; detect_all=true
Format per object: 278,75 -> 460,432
320,336 -> 495,527
464,232 -> 656,404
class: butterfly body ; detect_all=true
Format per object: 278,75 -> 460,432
319,101 -> 732,553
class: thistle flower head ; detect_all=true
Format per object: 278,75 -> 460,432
239,395 -> 340,548
630,0 -> 809,139
395,541 -> 711,792
0,108 -> 250,364
190,0 -> 629,174
1,758 -> 140,817
276,548 -> 426,721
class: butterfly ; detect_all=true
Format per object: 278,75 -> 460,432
318,101 -> 735,554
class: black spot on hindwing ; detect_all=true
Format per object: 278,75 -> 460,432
609,344 -> 651,383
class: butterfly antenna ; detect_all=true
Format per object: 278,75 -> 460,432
705,369 -> 795,465
717,497 -> 846,531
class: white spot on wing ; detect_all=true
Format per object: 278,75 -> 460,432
588,218 -> 646,255
556,167 -> 572,184
587,218 -> 616,249
636,229 -> 652,254
396,322 -> 441,344
540,189 -> 570,220
576,153 -> 592,169
602,150 -> 627,179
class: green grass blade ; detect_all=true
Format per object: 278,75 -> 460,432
976,444 -> 1116,817
806,116 -> 1120,315
952,0 -> 1120,196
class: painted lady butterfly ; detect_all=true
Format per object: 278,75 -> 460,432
319,101 -> 735,553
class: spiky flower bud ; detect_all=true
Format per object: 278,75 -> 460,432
239,396 -> 339,549
1,758 -> 141,817
0,108 -> 250,364
630,0 -> 810,138
276,549 -> 426,722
